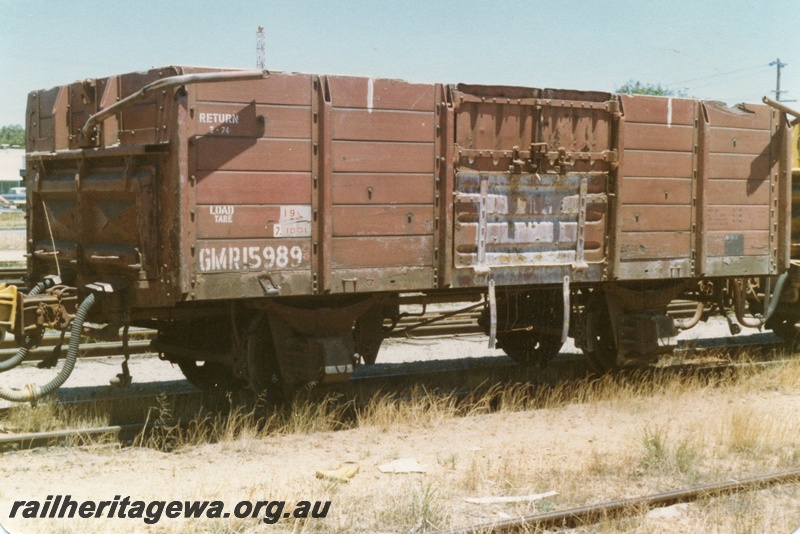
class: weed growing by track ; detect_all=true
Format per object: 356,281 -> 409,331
3,350 -> 800,531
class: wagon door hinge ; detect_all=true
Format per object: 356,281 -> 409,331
606,97 -> 621,120
509,145 -> 526,175
604,149 -> 619,170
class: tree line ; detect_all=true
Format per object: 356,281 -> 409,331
0,125 -> 24,146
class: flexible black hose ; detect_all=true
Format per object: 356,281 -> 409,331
0,281 -> 50,373
762,271 -> 789,322
0,293 -> 95,403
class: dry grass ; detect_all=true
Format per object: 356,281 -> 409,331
4,351 -> 800,532
0,213 -> 24,232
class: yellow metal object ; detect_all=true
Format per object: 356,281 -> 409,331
0,283 -> 18,337
793,124 -> 800,173
315,462 -> 360,482
793,125 -> 800,258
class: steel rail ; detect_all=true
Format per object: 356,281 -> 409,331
0,351 -> 793,452
0,423 -> 151,446
0,340 -> 153,363
434,468 -> 800,533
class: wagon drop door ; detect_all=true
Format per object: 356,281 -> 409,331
451,85 -> 616,288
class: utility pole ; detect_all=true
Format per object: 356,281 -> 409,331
257,26 -> 266,70
769,58 -> 787,101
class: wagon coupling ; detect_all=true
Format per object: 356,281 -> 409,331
0,293 -> 95,405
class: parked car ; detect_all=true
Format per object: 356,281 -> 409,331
1,187 -> 26,208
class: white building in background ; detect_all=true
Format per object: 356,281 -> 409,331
0,145 -> 24,195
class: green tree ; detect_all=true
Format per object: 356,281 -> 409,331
0,125 -> 25,146
616,80 -> 687,97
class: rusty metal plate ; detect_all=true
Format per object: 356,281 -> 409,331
453,172 -> 608,270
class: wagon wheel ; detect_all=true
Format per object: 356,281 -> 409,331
245,313 -> 286,404
354,311 -> 385,365
767,314 -> 800,350
175,359 -> 246,392
583,293 -> 619,373
496,330 -> 563,367
493,289 -> 565,367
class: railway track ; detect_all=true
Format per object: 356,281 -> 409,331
435,468 -> 800,533
0,335 -> 792,453
0,262 -> 792,451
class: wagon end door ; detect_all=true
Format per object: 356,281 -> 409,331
451,85 -> 617,288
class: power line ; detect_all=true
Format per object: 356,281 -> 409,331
682,68 -> 772,92
665,64 -> 769,87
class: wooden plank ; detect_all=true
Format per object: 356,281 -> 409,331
706,230 -> 770,256
621,177 -> 692,205
199,205 -> 273,239
705,255 -> 770,277
622,150 -> 693,178
193,103 -> 310,139
197,172 -> 311,205
332,205 -> 434,236
330,267 -> 435,293
332,109 -> 434,142
704,101 -> 772,130
705,178 -> 770,205
624,123 -> 693,152
332,236 -> 433,268
332,174 -> 434,205
617,259 -> 693,280
619,232 -> 691,260
620,94 -> 694,125
194,72 -> 312,106
197,205 -> 314,240
327,76 -> 435,111
195,138 -> 311,172
195,239 -> 311,273
706,205 -> 769,231
708,127 -> 771,155
620,205 -> 692,232
332,141 -> 434,173
708,153 -> 770,179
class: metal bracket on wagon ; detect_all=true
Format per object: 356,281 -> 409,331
79,69 -> 269,147
17,285 -> 78,340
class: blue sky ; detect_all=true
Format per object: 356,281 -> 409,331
1,0 -> 798,126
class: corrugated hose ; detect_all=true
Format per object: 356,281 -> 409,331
0,293 -> 95,403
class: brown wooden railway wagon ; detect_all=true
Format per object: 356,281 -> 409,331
18,66 -> 796,396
